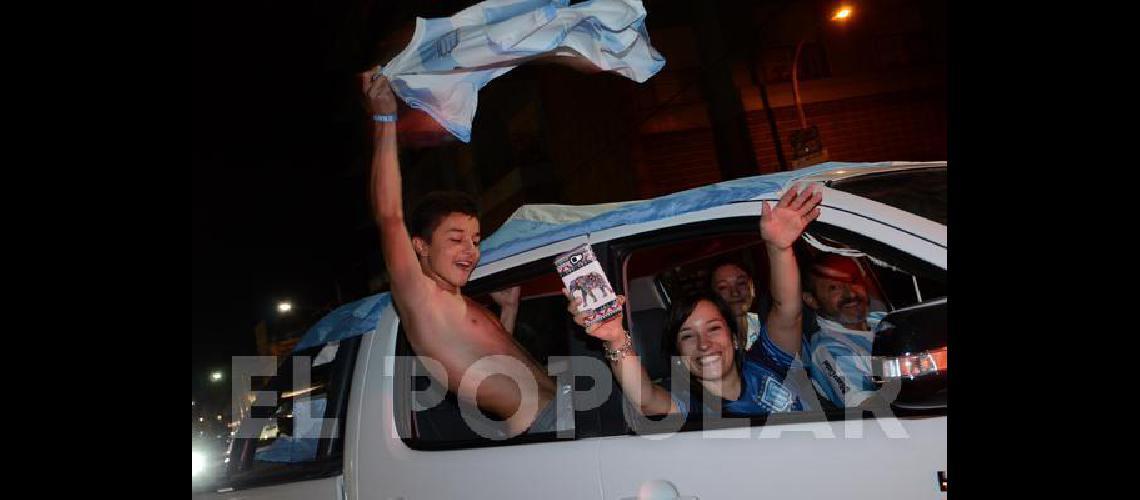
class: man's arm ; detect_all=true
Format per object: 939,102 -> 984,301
759,183 -> 822,356
362,72 -> 424,298
490,286 -> 521,333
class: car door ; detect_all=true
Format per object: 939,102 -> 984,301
201,337 -> 363,500
347,253 -> 606,500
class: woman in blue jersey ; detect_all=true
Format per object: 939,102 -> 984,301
567,291 -> 802,417
564,183 -> 823,417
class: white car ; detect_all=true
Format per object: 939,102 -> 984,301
199,161 -> 947,500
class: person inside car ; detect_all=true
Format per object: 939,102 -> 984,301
710,261 -> 761,351
801,253 -> 887,408
565,184 -> 822,417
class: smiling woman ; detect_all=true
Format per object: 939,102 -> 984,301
661,293 -> 803,417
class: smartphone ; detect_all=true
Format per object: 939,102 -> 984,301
554,243 -> 621,326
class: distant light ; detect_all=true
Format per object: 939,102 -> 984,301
281,385 -> 321,399
192,401 -> 196,406
832,6 -> 853,21
277,301 -> 293,313
193,450 -> 207,476
210,371 -> 223,382
216,414 -> 223,421
199,417 -> 204,422
835,170 -> 847,174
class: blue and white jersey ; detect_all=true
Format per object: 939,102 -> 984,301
806,312 -> 885,407
380,0 -> 666,142
744,311 -> 760,351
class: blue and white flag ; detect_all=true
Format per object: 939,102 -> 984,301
380,0 -> 666,142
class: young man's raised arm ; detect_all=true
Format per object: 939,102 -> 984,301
759,184 -> 822,357
362,72 -> 425,299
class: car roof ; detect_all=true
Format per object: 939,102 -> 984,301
478,161 -> 945,267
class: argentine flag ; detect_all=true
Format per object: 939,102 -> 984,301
380,0 -> 666,142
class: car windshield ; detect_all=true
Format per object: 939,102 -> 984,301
829,168 -> 947,225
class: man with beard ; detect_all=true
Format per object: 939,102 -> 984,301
801,253 -> 887,407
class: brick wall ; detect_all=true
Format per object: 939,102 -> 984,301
639,127 -> 722,197
635,86 -> 947,197
748,87 -> 947,172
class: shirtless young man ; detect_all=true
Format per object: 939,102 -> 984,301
362,72 -> 555,437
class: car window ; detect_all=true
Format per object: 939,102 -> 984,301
395,267 -> 579,449
224,337 -> 359,488
829,167 -> 947,225
607,217 -> 945,437
798,224 -> 947,412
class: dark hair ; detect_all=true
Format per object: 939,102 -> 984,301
408,191 -> 480,241
662,292 -> 740,357
708,260 -> 751,290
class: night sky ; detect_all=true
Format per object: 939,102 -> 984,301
192,0 -> 433,391
192,0 -> 708,392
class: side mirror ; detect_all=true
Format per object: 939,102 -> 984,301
872,298 -> 947,409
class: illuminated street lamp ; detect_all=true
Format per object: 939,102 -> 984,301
789,4 -> 856,168
210,371 -> 224,383
277,301 -> 293,314
831,5 -> 853,21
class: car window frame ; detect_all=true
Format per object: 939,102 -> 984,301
393,257 -> 599,451
601,215 -> 946,437
221,336 -> 361,491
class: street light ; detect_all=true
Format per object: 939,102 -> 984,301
788,4 -> 856,168
831,6 -> 853,21
277,301 -> 293,314
210,371 -> 223,383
